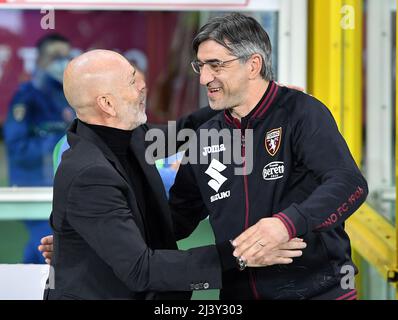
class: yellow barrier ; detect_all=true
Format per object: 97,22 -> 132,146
396,0 -> 398,301
308,0 -> 397,298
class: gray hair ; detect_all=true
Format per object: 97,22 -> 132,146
192,13 -> 273,80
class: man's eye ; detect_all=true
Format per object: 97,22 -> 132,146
209,62 -> 221,68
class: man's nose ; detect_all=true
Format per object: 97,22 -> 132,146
137,78 -> 146,92
199,65 -> 215,86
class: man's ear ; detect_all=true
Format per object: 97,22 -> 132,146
248,54 -> 263,80
96,95 -> 117,117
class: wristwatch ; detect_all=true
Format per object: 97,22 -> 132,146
229,239 -> 247,271
237,257 -> 247,271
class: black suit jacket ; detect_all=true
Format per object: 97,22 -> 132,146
45,108 -> 225,300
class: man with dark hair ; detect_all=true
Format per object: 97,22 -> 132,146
37,34 -> 69,50
169,13 -> 368,300
36,34 -> 70,78
3,33 -> 74,263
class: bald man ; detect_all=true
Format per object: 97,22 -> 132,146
43,49 -> 214,300
44,50 -> 305,300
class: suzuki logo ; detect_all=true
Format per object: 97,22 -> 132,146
205,159 -> 227,192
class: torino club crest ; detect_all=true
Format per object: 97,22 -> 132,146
265,127 -> 282,156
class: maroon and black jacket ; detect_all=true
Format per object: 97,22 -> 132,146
169,82 -> 368,300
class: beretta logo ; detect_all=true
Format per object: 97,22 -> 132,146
262,161 -> 284,180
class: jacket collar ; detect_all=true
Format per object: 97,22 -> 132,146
67,119 -> 177,247
129,127 -> 178,246
67,119 -> 151,239
128,127 -> 172,210
68,119 -> 166,207
68,119 -> 132,185
223,81 -> 279,128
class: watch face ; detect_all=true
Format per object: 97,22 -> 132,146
237,257 -> 247,271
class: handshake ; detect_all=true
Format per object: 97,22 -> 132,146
39,217 -> 306,268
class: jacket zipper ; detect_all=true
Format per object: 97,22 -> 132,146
241,124 -> 260,300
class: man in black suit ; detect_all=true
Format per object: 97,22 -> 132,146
42,49 -> 306,300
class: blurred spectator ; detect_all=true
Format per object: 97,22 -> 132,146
155,153 -> 182,197
3,33 -> 74,263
